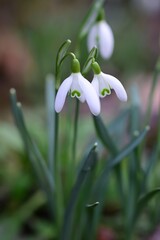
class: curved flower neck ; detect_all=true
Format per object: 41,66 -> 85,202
96,9 -> 105,22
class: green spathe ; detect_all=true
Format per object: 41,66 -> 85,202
71,59 -> 80,73
92,61 -> 101,75
96,8 -> 105,22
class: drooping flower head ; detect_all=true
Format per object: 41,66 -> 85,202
87,9 -> 114,59
55,58 -> 101,116
91,61 -> 127,101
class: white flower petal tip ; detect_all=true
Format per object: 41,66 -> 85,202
77,74 -> 101,116
91,72 -> 127,103
103,74 -> 128,102
54,73 -> 101,115
87,20 -> 114,59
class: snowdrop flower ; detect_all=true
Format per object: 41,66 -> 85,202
91,61 -> 127,101
55,59 -> 101,116
87,10 -> 114,59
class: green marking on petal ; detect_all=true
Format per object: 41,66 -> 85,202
101,88 -> 111,96
71,90 -> 81,97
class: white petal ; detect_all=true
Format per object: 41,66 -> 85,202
71,73 -> 85,102
55,75 -> 72,112
102,73 -> 127,101
87,24 -> 98,51
97,73 -> 111,97
98,21 -> 114,59
91,75 -> 99,96
79,93 -> 85,102
78,73 -> 101,116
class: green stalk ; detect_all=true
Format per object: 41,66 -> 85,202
75,0 -> 105,57
10,90 -> 55,219
45,75 -> 55,178
54,110 -> 59,171
145,58 -> 160,125
139,58 -> 160,165
125,86 -> 141,237
90,127 -> 149,238
54,92 -> 64,233
72,99 -> 80,168
60,144 -> 97,240
93,116 -> 124,204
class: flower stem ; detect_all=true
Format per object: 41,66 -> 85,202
54,93 -> 64,233
72,99 -> 80,168
145,58 -> 160,125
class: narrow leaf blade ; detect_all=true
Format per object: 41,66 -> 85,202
82,47 -> 98,75
61,143 -> 98,240
136,188 -> 160,219
93,115 -> 118,154
45,74 -> 55,174
56,39 -> 71,68
79,0 -> 105,39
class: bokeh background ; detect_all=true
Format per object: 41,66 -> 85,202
0,0 -> 160,239
0,0 -> 159,105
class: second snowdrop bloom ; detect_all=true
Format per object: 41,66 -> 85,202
91,61 -> 127,102
87,19 -> 114,59
55,59 -> 101,116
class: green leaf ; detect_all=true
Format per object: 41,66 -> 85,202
130,84 -> 141,133
93,115 -> 118,155
45,74 -> 55,175
79,0 -> 105,40
10,89 -> 55,218
96,126 -> 149,199
141,105 -> 160,193
145,57 -> 160,124
137,188 -> 160,216
126,85 -> 141,229
10,89 -> 54,192
86,202 -> 99,208
70,143 -> 98,240
106,126 -> 149,170
93,114 -> 126,206
56,39 -> 71,68
82,47 -> 98,75
18,103 -> 54,190
108,107 -> 130,136
61,143 -> 98,240
89,127 -> 149,238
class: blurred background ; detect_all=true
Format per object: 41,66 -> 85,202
0,0 -> 159,105
0,0 -> 159,239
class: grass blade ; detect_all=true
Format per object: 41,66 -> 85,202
10,89 -> 54,192
78,0 -> 105,40
89,127 -> 149,237
56,39 -> 71,73
108,107 -> 130,136
145,57 -> 160,124
61,143 -> 98,240
141,103 -> 160,193
93,115 -> 118,154
45,74 -> 55,176
17,102 -> 54,191
136,188 -> 160,219
82,47 -> 98,75
106,126 -> 149,170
